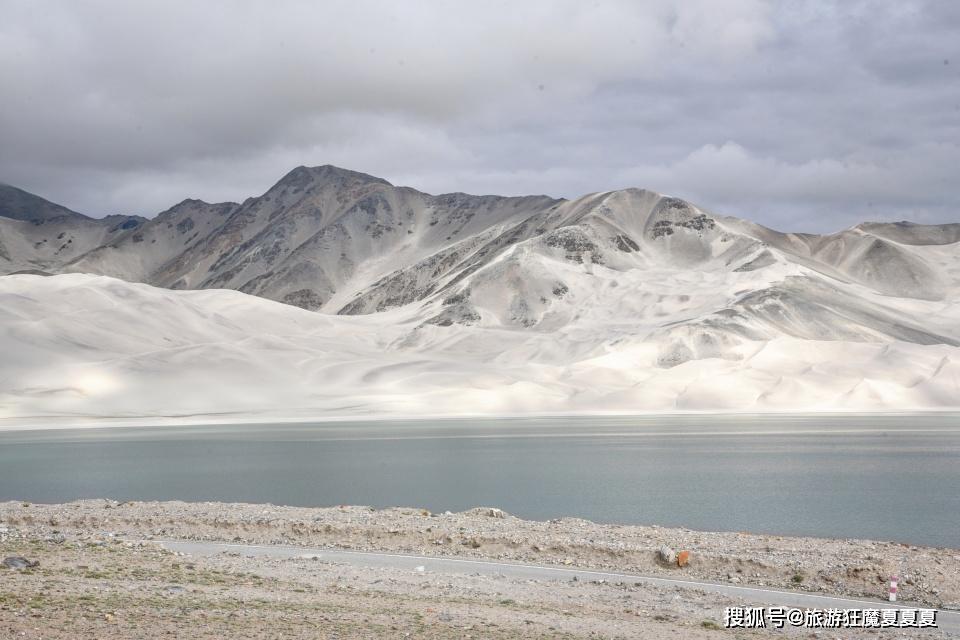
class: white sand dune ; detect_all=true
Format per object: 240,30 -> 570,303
1,272 -> 957,427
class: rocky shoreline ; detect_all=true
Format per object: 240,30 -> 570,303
2,500 -> 957,638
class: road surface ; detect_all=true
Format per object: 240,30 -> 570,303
154,538 -> 960,635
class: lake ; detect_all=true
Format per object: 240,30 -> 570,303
1,414 -> 958,547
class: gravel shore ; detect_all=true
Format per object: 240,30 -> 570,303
2,500 -> 957,638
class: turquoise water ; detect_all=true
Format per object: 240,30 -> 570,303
1,415 -> 957,547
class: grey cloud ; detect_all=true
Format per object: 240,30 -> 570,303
0,0 -> 957,233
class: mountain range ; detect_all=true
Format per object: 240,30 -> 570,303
1,166 -> 958,423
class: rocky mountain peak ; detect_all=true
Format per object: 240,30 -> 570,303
0,184 -> 90,223
273,165 -> 392,192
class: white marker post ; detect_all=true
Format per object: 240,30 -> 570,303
889,575 -> 898,602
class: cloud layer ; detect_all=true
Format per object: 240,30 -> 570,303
1,0 -> 957,231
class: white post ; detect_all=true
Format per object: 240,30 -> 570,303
889,575 -> 898,602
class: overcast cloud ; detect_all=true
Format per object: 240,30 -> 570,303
1,0 -> 958,231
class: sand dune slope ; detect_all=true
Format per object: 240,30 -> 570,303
1,273 -> 957,424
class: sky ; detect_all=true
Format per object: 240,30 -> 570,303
1,1 -> 958,232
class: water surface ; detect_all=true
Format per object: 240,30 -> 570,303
1,415 -> 957,547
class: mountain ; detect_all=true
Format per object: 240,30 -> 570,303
0,183 -> 90,222
0,184 -> 146,276
59,165 -> 563,314
0,166 -> 958,420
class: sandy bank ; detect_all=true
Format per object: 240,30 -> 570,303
1,500 -> 957,638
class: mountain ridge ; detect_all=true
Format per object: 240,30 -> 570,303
1,165 -> 958,417
1,164 -> 958,339
9,165 -> 958,234
0,183 -> 92,222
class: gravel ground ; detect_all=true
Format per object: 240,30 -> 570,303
1,500 -> 957,639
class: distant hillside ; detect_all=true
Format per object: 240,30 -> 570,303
0,183 -> 91,222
